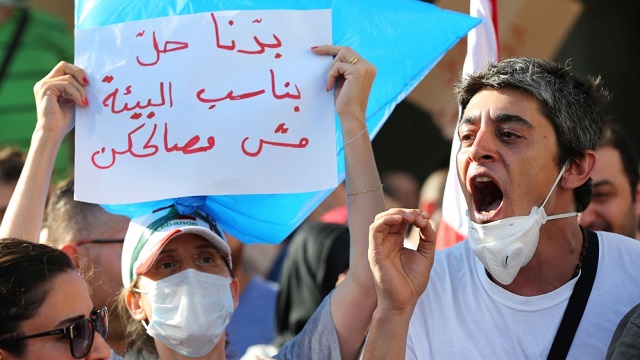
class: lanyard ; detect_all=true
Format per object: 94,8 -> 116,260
547,229 -> 599,359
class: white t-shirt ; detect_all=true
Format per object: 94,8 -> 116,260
407,231 -> 640,359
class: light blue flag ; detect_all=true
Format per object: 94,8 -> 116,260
81,0 -> 480,244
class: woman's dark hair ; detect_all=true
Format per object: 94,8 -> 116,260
0,238 -> 76,357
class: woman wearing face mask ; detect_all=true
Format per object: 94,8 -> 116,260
118,206 -> 239,359
2,42 -> 383,360
0,238 -> 113,360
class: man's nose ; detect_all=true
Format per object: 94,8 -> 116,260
467,127 -> 498,163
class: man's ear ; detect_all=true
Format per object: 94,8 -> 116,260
562,151 -> 596,190
125,289 -> 148,321
230,278 -> 240,309
59,243 -> 81,268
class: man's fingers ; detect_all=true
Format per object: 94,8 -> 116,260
415,224 -> 437,259
374,208 -> 414,221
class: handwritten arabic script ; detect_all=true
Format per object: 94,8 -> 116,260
74,9 -> 336,204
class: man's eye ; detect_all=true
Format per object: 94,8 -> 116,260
459,132 -> 475,144
201,256 -> 216,264
196,251 -> 220,265
592,191 -> 612,201
157,259 -> 178,270
501,131 -> 519,140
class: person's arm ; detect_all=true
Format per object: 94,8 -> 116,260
361,208 -> 435,359
606,303 -> 640,359
308,45 -> 385,359
0,62 -> 88,241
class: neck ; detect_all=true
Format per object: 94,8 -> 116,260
495,219 -> 584,296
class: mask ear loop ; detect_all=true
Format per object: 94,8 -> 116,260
131,284 -> 151,330
540,161 -> 578,221
540,162 -> 568,208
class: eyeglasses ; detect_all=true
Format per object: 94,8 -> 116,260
75,239 -> 124,247
0,307 -> 108,359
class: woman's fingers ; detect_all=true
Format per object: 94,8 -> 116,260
35,62 -> 89,107
44,61 -> 88,85
312,45 -> 367,91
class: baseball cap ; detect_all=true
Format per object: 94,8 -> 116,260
121,205 -> 231,288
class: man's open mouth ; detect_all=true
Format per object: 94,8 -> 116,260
472,176 -> 503,215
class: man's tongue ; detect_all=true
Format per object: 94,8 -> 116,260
480,199 -> 501,213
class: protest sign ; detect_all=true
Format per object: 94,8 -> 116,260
75,10 -> 333,203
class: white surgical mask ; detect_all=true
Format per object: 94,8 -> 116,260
138,268 -> 234,357
467,163 -> 577,285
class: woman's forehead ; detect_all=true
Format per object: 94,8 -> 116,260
26,271 -> 93,333
159,233 -> 216,254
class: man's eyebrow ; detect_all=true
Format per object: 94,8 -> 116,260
157,248 -> 178,256
458,113 -> 534,128
493,113 -> 534,128
592,179 -> 615,188
459,113 -> 479,126
194,243 -> 217,250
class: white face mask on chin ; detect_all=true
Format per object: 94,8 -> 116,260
138,268 -> 234,357
467,162 -> 577,285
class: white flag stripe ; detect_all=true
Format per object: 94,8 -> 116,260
437,0 -> 499,248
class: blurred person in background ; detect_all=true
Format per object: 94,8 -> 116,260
380,170 -> 420,209
578,122 -> 640,239
407,166 -> 448,247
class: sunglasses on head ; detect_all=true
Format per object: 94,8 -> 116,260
0,307 -> 108,359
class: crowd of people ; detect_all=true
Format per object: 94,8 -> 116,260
0,44 -> 387,360
2,7 -> 640,360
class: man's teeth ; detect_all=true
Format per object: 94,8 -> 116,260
480,209 -> 496,215
474,176 -> 492,188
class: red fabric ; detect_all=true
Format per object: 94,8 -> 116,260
435,220 -> 466,250
319,205 -> 348,225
